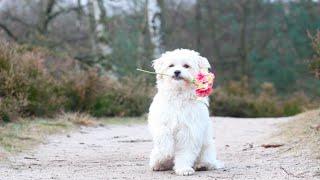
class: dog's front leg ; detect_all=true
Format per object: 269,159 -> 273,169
195,122 -> 223,171
195,140 -> 223,171
149,128 -> 174,171
173,129 -> 201,176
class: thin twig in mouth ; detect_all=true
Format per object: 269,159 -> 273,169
137,68 -> 192,83
136,68 -> 171,77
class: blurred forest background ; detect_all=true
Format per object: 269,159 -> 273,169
0,0 -> 319,122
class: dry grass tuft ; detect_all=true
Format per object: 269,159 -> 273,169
0,113 -> 145,156
0,118 -> 73,154
276,109 -> 320,157
0,113 -> 96,155
57,112 -> 97,126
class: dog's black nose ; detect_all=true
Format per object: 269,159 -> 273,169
174,70 -> 181,76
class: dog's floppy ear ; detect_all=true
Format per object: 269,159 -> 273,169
198,56 -> 211,70
152,57 -> 164,74
152,57 -> 166,80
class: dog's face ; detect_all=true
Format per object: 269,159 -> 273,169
153,49 -> 211,89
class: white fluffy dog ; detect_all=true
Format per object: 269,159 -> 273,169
148,49 -> 223,176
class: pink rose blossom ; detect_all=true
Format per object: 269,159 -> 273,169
196,72 -> 206,82
195,86 -> 213,97
193,69 -> 215,97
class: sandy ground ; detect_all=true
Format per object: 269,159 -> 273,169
1,117 -> 319,180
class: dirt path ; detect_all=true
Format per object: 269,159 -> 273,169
1,117 -> 319,180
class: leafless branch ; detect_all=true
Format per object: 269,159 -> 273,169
48,5 -> 88,22
0,23 -> 18,41
5,12 -> 32,27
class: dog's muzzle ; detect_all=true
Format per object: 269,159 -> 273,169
173,70 -> 183,80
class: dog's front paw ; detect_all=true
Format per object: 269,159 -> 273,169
150,158 -> 174,171
195,163 -> 210,171
175,167 -> 195,176
151,163 -> 162,171
195,160 -> 224,171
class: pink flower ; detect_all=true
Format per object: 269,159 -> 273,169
196,72 -> 206,82
196,86 -> 213,97
193,69 -> 215,97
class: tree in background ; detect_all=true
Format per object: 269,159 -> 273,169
163,0 -> 320,95
0,0 -> 319,95
0,0 -> 319,119
0,0 -> 92,62
147,0 -> 166,58
309,31 -> 320,79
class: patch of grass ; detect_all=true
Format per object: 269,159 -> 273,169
0,113 -> 146,157
100,116 -> 147,125
0,112 -> 95,155
0,118 -> 73,154
276,109 -> 320,158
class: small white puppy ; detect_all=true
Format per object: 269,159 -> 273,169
148,49 -> 222,176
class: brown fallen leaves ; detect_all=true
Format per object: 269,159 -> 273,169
261,144 -> 284,148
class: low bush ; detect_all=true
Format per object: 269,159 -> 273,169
0,41 -> 153,122
91,77 -> 153,117
0,41 -> 315,122
0,41 -> 64,121
210,77 -> 313,117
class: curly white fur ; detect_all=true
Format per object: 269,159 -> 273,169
148,49 -> 223,176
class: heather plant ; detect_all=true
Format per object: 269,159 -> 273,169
91,76 -> 153,117
0,41 -> 153,122
0,42 -> 64,121
210,78 -> 312,117
0,41 -> 315,122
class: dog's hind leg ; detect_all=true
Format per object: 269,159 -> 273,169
194,139 -> 223,171
149,127 -> 174,171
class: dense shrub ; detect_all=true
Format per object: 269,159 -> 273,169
0,42 -> 64,121
91,77 -> 153,117
210,77 -> 312,117
0,41 -> 316,122
0,41 -> 151,122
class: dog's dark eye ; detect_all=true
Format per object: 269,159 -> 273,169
183,64 -> 190,68
169,64 -> 174,68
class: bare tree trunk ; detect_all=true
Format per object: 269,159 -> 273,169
76,0 -> 84,28
138,0 -> 153,67
86,0 -> 111,66
148,0 -> 164,58
195,0 -> 202,51
238,0 -> 250,78
94,0 -> 103,39
205,0 -> 222,61
87,1 -> 99,59
90,0 -> 111,57
157,0 -> 166,49
38,0 -> 56,34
